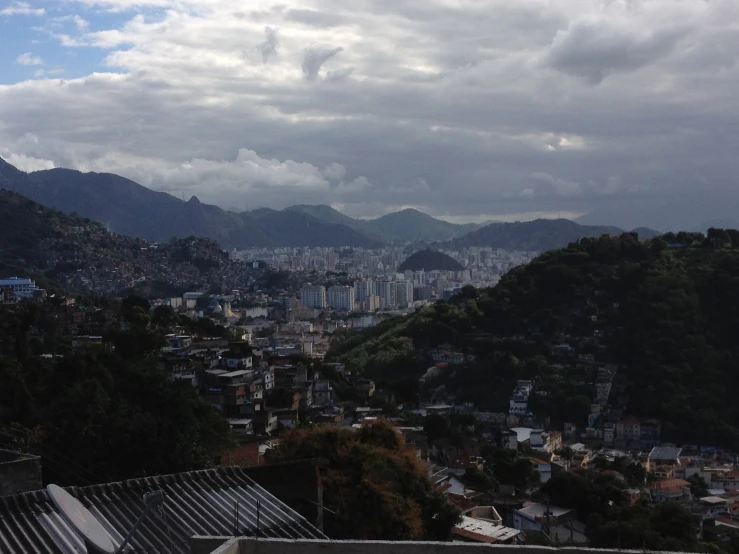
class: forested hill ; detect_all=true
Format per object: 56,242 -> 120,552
327,230 -> 739,449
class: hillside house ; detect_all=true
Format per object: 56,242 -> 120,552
649,478 -> 691,503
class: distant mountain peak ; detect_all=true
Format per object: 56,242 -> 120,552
188,195 -> 201,204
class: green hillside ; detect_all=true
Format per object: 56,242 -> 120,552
327,230 -> 739,448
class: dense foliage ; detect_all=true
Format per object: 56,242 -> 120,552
265,420 -> 461,540
542,473 -> 698,551
329,231 -> 739,448
0,301 -> 232,485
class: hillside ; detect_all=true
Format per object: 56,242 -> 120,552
0,189 -> 250,296
398,249 -> 464,272
327,230 -> 739,449
448,218 -> 657,250
0,158 -> 380,248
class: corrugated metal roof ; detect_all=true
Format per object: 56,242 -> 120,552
0,467 -> 326,554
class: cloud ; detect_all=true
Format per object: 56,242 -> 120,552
335,175 -> 373,194
0,149 -> 55,171
545,17 -> 691,84
16,52 -> 43,65
257,26 -> 279,63
285,9 -> 345,28
301,46 -> 343,80
530,173 -> 582,196
321,162 -> 346,182
1,0 -> 738,229
0,1 -> 43,16
50,14 -> 90,30
391,178 -> 430,194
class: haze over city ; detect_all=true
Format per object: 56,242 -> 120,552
1,0 -> 738,230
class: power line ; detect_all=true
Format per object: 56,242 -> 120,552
0,428 -> 105,485
0,435 -> 93,486
1,426 -> 101,481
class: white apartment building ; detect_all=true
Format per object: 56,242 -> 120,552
0,277 -> 41,298
375,280 -> 396,308
354,279 -> 377,301
300,285 -> 327,309
327,286 -> 355,311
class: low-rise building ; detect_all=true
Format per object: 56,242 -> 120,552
513,502 -> 574,532
649,478 -> 691,503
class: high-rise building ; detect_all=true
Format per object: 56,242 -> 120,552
327,286 -> 355,311
393,281 -> 414,307
375,280 -> 396,308
300,285 -> 327,309
363,295 -> 381,311
354,279 -> 377,301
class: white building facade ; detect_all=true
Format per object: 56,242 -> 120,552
300,285 -> 327,309
0,277 -> 41,298
327,286 -> 355,311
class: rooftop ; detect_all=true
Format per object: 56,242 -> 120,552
452,516 -> 521,544
649,447 -> 682,460
516,502 -> 573,520
0,467 -> 325,554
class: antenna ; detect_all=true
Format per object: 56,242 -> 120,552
47,484 -> 166,554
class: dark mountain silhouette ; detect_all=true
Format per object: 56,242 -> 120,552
398,249 -> 464,272
0,158 -> 381,248
0,157 -> 659,249
448,218 -> 658,250
286,205 -> 480,242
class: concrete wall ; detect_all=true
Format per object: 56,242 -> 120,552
245,460 -> 324,531
190,537 -> 693,554
0,449 -> 42,496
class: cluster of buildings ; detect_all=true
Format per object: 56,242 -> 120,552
508,380 -> 533,417
234,246 -> 536,292
35,230 -> 261,297
156,333 -> 382,437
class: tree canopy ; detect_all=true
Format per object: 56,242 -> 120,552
265,420 -> 460,540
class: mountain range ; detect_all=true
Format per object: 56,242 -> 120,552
448,219 -> 660,250
0,157 -> 658,249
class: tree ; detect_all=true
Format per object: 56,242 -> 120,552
266,420 -> 461,540
424,413 -> 450,443
151,305 -> 177,328
688,474 -> 709,498
482,447 -> 539,492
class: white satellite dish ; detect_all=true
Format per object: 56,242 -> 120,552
47,484 -> 117,554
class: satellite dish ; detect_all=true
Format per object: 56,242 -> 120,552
47,484 -> 117,554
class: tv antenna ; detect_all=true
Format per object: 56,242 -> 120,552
47,484 -> 166,554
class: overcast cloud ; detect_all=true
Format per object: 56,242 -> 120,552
1,0 -> 738,229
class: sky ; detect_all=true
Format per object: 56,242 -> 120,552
1,0 -> 738,230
